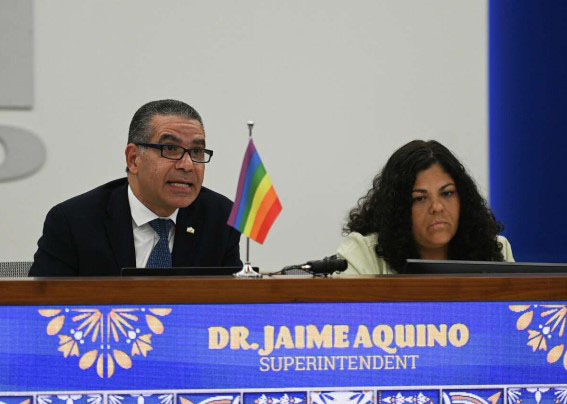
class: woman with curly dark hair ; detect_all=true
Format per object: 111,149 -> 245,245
337,140 -> 514,274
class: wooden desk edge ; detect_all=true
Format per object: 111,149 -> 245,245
2,274 -> 566,305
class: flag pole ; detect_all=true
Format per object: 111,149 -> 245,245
246,121 -> 253,264
234,121 -> 262,278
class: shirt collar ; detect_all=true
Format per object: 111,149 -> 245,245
128,185 -> 178,227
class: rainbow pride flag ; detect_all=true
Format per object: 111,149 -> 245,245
227,139 -> 282,244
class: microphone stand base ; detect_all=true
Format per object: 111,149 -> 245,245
234,262 -> 262,278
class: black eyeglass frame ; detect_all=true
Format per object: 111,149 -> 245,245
135,143 -> 214,163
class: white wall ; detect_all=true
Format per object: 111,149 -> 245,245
0,0 -> 487,272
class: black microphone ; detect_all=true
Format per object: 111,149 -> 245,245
300,255 -> 348,275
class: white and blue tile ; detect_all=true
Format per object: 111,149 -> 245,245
243,392 -> 305,404
507,388 -> 565,404
108,394 -> 174,404
178,393 -> 240,404
379,390 -> 438,404
37,395 -> 103,404
310,391 -> 374,404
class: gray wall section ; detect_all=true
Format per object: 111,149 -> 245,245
0,1 -> 487,269
0,125 -> 45,182
0,0 -> 33,108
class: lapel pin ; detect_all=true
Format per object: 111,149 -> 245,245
187,227 -> 195,234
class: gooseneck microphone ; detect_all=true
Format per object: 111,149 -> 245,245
300,256 -> 348,274
276,255 -> 348,276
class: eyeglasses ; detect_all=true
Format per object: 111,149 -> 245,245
135,143 -> 213,163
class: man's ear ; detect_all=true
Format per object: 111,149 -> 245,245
125,143 -> 141,174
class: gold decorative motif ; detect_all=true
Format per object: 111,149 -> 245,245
187,227 -> 195,234
39,307 -> 172,378
58,335 -> 79,357
509,304 -> 567,371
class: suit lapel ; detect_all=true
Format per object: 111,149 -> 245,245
172,198 -> 204,266
104,183 -> 136,270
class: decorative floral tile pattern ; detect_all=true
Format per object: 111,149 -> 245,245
38,307 -> 172,379
442,389 -> 503,404
7,387 -> 567,404
108,394 -> 174,404
36,395 -> 103,404
178,393 -> 240,404
310,391 -> 374,404
509,304 -> 567,373
243,392 -> 305,404
379,390 -> 438,404
507,388 -> 567,404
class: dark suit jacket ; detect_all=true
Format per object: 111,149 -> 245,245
29,178 -> 242,276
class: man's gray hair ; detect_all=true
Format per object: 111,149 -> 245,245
127,99 -> 204,144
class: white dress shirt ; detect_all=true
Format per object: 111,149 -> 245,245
128,186 -> 178,268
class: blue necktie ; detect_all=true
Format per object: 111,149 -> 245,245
146,219 -> 172,268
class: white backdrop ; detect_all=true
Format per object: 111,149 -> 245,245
0,0 -> 487,272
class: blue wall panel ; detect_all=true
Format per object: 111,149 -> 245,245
489,1 -> 567,262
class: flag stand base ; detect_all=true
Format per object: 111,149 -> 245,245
234,262 -> 261,278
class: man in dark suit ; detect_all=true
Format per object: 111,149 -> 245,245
29,99 -> 242,276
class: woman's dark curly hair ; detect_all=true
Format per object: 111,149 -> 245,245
344,140 -> 504,272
